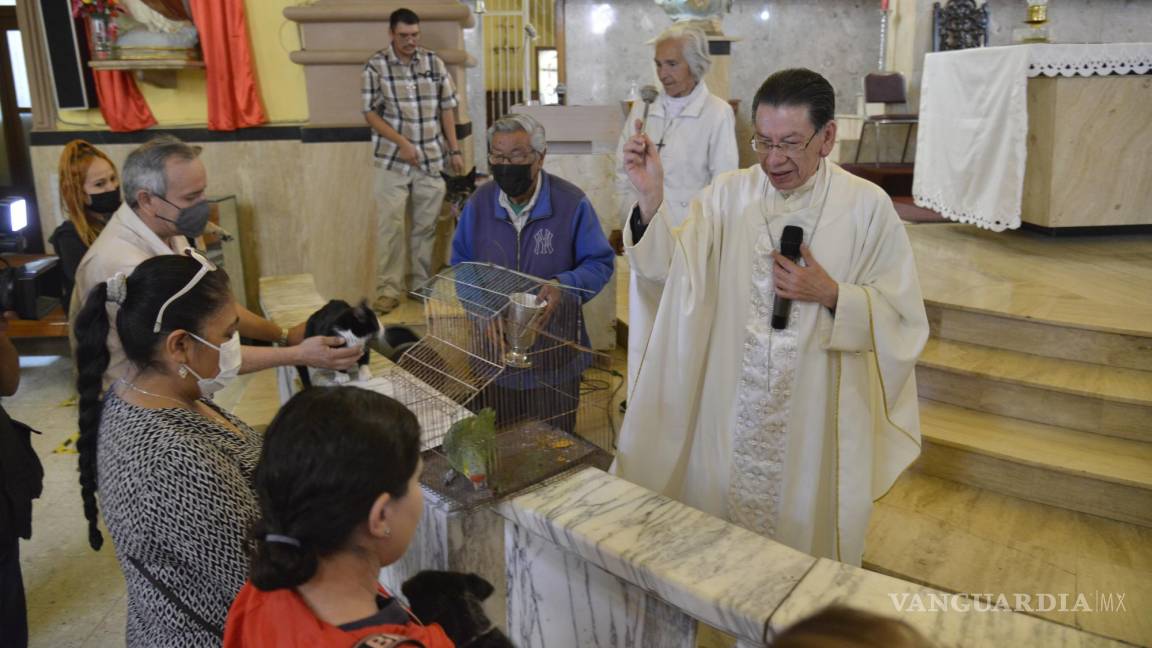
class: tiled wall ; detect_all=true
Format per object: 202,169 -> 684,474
985,0 -> 1152,46
562,0 -> 885,125
551,0 -> 1152,125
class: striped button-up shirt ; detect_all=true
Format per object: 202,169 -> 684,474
362,45 -> 459,175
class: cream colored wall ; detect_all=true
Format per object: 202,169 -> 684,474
34,139 -> 380,307
55,0 -> 307,129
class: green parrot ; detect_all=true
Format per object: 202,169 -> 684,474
443,408 -> 497,490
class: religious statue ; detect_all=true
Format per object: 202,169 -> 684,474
115,0 -> 200,60
653,0 -> 733,35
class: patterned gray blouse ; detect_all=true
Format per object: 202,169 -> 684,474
97,393 -> 261,647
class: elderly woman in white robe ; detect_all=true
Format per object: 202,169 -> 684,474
614,25 -> 739,401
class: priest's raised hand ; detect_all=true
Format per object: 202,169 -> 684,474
622,119 -> 665,223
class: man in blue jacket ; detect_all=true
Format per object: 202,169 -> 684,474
451,113 -> 614,432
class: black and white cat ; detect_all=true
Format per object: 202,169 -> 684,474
441,166 -> 479,215
294,299 -> 383,388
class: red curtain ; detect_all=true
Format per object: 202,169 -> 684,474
92,69 -> 157,131
83,15 -> 156,132
188,0 -> 268,131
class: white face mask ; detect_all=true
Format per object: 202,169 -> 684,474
183,331 -> 242,397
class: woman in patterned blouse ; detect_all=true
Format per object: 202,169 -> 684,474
74,252 -> 259,647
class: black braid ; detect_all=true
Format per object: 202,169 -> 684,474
74,281 -> 112,550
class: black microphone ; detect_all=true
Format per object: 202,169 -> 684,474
772,225 -> 804,330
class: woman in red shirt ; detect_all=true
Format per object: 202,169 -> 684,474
224,387 -> 453,648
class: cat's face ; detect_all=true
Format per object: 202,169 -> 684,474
343,300 -> 382,338
442,167 -> 478,211
308,299 -> 381,340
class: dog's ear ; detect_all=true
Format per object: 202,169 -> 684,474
400,572 -> 431,602
465,573 -> 495,600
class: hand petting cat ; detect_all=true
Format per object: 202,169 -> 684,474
294,335 -> 362,371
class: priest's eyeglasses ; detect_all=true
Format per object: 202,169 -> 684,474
750,130 -> 819,157
488,151 -> 539,165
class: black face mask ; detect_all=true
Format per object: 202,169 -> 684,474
88,188 -> 121,215
490,163 -> 536,199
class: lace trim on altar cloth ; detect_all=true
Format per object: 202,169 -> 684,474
727,224 -> 799,538
912,191 -> 1019,232
1026,43 -> 1152,78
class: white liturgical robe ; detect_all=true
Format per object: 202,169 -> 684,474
611,161 -> 928,565
614,81 -> 739,391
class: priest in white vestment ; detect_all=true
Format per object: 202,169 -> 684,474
611,69 -> 928,565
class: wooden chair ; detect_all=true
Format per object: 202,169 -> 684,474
854,72 -> 918,165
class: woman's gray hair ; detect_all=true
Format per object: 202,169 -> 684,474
121,135 -> 203,207
487,113 -> 547,155
655,25 -> 711,81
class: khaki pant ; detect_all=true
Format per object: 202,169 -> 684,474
373,164 -> 447,299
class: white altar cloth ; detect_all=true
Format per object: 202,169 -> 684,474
912,42 -> 1152,231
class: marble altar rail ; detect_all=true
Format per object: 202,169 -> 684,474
498,467 -> 1126,648
260,273 -> 1123,648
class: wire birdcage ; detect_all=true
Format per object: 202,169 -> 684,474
389,262 -> 614,510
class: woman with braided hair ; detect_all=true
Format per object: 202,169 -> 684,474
49,140 -> 121,313
74,251 -> 261,647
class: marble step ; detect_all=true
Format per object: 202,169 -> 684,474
925,302 -> 1152,372
917,338 -> 1152,443
915,400 -> 1152,527
864,470 -> 1152,647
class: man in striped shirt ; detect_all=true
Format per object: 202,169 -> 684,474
362,8 -> 464,314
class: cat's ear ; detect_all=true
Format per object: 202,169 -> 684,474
467,167 -> 477,181
355,299 -> 373,319
441,170 -> 451,182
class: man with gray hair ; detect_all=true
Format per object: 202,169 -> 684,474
73,135 -> 361,389
451,113 -> 613,299
615,24 -> 739,405
451,113 -> 614,430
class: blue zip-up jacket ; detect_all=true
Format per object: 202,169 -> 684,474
450,171 -> 614,301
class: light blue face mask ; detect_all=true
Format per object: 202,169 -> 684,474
183,331 -> 242,397
151,249 -> 242,398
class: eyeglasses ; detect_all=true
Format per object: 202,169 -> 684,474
488,151 -> 538,166
750,130 -> 820,157
153,248 -> 217,333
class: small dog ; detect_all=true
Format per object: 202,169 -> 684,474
401,571 -> 514,648
294,299 -> 382,388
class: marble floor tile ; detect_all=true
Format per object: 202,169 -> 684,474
867,471 -> 1152,645
865,503 -> 1080,628
1073,558 -> 1152,647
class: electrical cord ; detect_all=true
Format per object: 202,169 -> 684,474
581,365 -> 624,450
